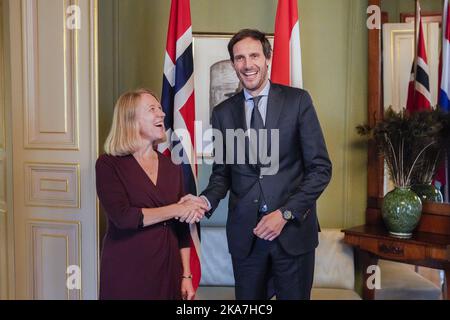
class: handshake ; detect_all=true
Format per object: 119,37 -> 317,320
175,194 -> 210,224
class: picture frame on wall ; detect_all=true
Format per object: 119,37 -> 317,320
192,33 -> 274,158
400,12 -> 442,26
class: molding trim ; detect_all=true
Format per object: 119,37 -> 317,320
28,219 -> 81,300
22,0 -> 79,150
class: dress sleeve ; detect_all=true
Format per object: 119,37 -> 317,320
96,156 -> 144,231
175,165 -> 191,249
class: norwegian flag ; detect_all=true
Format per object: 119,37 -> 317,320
159,0 -> 201,291
271,0 -> 303,88
406,1 -> 432,112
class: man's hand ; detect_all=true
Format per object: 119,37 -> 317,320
253,210 -> 287,241
179,194 -> 209,208
177,194 -> 209,224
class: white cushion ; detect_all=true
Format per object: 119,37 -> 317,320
375,260 -> 442,300
313,229 -> 355,290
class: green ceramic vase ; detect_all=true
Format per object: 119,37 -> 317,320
382,187 -> 422,238
411,184 -> 444,203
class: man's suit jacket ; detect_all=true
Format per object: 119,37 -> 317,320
201,83 -> 332,259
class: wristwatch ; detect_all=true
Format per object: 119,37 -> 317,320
280,208 -> 295,221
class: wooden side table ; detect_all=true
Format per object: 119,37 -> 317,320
343,224 -> 450,300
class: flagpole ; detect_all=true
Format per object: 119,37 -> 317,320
414,0 -> 418,53
413,0 -> 419,105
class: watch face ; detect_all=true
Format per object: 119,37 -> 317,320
283,210 -> 292,220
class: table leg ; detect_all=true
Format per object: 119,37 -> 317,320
359,250 -> 379,300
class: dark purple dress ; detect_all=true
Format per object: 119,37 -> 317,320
95,152 -> 190,300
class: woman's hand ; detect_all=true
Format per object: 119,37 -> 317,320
181,278 -> 196,300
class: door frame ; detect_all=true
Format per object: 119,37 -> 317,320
0,0 -> 16,300
3,0 -> 100,299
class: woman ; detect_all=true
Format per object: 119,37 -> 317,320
96,88 -> 206,300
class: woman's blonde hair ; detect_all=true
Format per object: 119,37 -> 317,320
104,88 -> 160,156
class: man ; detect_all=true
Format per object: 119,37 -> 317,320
181,29 -> 332,300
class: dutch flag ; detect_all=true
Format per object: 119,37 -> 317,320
271,0 -> 303,89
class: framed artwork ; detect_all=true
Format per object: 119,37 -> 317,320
192,33 -> 274,157
400,12 -> 442,26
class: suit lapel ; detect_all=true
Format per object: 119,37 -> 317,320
230,91 -> 246,131
265,84 -> 285,155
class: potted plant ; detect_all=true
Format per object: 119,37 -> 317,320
357,107 -> 443,238
410,109 -> 448,203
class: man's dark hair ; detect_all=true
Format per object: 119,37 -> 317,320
227,29 -> 272,62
